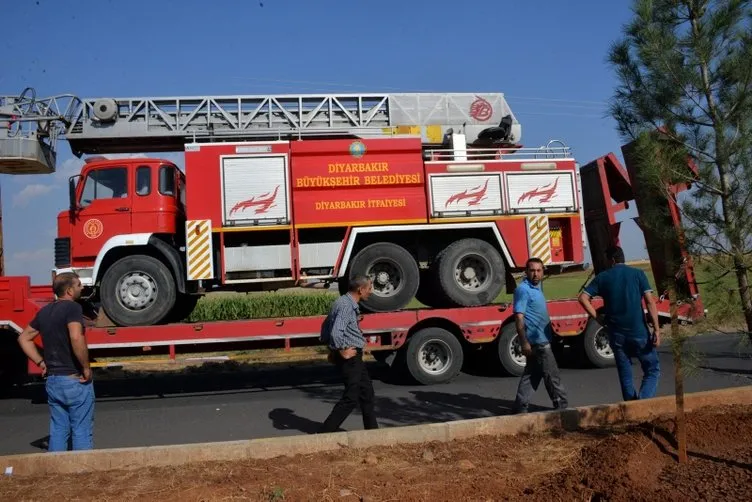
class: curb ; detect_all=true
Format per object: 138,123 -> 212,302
2,385 -> 751,477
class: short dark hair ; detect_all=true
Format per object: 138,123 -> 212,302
606,246 -> 625,264
53,272 -> 80,297
526,257 -> 544,269
347,275 -> 371,293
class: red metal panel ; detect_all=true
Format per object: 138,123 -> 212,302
184,142 -> 290,225
494,219 -> 528,267
290,137 -> 427,227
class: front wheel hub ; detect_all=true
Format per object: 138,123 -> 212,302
117,272 -> 157,311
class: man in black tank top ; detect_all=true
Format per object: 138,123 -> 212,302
18,272 -> 95,451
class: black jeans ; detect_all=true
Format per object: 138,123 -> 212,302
320,350 -> 378,432
513,343 -> 568,413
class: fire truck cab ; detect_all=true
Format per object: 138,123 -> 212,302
57,157 -> 191,326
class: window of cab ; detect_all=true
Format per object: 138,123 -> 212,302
136,165 -> 151,196
80,167 -> 128,206
159,164 -> 176,196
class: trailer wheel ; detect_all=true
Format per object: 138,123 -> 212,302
497,322 -> 526,376
404,327 -> 464,385
582,319 -> 615,368
100,254 -> 177,327
347,242 -> 419,312
436,238 -> 504,307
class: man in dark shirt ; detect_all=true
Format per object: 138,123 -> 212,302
319,275 -> 378,433
578,246 -> 661,401
18,272 -> 95,451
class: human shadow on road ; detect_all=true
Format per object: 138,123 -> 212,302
268,408 -> 322,434
6,360 -> 393,405
268,387 -> 554,434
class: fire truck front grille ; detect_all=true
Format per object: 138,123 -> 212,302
54,237 -> 71,268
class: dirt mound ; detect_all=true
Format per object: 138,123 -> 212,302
1,404 -> 751,501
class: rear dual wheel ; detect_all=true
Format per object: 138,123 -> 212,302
424,238 -> 505,308
344,242 -> 419,313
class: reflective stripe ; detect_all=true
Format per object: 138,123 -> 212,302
526,215 -> 552,264
186,220 -> 214,280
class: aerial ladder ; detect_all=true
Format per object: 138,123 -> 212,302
1,87 -> 522,168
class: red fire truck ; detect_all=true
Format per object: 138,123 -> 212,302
0,87 -> 703,386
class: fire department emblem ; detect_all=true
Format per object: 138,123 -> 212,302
349,140 -> 366,158
83,218 -> 103,239
469,96 -> 493,122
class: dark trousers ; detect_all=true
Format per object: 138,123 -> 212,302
513,343 -> 568,413
320,351 -> 378,432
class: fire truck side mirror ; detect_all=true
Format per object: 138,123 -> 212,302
68,176 -> 79,212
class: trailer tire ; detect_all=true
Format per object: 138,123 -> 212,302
100,254 -> 177,327
436,238 -> 504,307
347,242 -> 419,313
582,319 -> 615,368
497,322 -> 526,376
404,327 -> 463,385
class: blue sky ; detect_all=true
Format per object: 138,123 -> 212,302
2,0 -> 645,284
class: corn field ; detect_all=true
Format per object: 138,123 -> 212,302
188,293 -> 339,322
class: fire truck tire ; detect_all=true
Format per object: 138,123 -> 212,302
497,321 -> 526,377
436,238 -> 505,307
347,242 -> 419,312
404,327 -> 464,385
582,319 -> 615,368
100,254 -> 177,327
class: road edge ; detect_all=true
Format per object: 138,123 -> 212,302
2,385 -> 751,476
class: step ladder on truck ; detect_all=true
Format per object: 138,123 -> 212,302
0,87 -> 704,386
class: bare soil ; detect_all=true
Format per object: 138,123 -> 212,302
2,404 -> 751,501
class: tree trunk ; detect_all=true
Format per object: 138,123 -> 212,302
663,233 -> 688,464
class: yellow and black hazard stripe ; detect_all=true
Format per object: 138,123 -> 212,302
526,215 -> 552,264
185,219 -> 214,280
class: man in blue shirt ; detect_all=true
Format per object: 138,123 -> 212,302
578,246 -> 661,401
512,258 -> 568,414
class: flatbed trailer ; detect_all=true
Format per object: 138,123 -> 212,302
0,141 -> 705,386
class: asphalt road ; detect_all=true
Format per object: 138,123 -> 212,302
0,333 -> 750,455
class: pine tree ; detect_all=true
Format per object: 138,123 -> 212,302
608,0 -> 752,464
609,0 -> 752,342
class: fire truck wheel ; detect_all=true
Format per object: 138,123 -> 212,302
497,321 -> 526,377
404,327 -> 464,385
100,254 -> 177,327
582,319 -> 615,368
436,238 -> 505,307
348,242 -> 419,312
